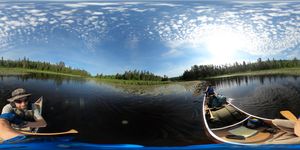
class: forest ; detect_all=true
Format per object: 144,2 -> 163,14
2,56 -> 299,82
0,57 -> 168,81
95,70 -> 168,81
0,57 -> 90,76
180,58 -> 300,80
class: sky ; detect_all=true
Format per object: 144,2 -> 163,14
0,1 -> 300,77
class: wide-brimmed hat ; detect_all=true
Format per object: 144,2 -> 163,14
7,88 -> 31,102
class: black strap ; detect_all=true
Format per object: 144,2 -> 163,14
10,102 -> 16,108
226,134 -> 245,140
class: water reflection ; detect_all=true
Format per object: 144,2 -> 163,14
209,75 -> 300,87
0,73 -> 87,87
207,75 -> 300,119
0,74 -> 207,146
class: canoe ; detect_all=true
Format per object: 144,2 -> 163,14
202,94 -> 295,145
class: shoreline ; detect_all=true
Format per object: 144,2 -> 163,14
206,68 -> 300,79
0,68 -> 172,85
0,67 -> 83,77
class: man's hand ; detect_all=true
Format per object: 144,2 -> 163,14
294,119 -> 300,137
25,119 -> 47,128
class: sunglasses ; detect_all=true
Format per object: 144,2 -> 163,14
14,99 -> 28,104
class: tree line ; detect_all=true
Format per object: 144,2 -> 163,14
0,57 -> 169,81
181,58 -> 300,80
95,70 -> 168,81
0,57 -> 90,77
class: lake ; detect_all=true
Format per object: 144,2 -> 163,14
208,75 -> 300,119
0,74 -> 205,146
1,74 -> 300,146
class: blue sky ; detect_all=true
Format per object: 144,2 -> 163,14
0,1 -> 300,77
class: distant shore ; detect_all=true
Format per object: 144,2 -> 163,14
207,68 -> 300,79
6,67 -> 300,85
0,68 -> 172,85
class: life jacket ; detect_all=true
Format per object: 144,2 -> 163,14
207,87 -> 215,95
9,102 -> 35,122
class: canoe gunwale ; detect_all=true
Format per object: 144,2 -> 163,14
202,95 -> 241,145
202,95 -> 277,145
226,98 -> 273,121
211,116 -> 251,131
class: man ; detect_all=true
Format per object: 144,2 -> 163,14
0,88 -> 47,143
205,84 -> 216,97
205,84 -> 218,108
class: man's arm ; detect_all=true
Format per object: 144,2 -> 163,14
294,119 -> 300,137
24,118 -> 47,128
0,119 -> 23,140
24,105 -> 47,128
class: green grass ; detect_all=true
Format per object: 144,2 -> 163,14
0,67 -> 83,77
207,67 -> 300,79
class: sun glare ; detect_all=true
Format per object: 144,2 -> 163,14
205,29 -> 246,56
191,26 -> 251,65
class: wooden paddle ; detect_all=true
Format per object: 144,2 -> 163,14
20,129 -> 78,136
280,110 -> 297,122
208,108 -> 215,119
280,110 -> 300,137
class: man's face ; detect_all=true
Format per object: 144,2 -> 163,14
14,97 -> 28,110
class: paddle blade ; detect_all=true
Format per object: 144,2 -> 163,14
280,110 -> 297,122
21,129 -> 79,136
69,129 -> 79,134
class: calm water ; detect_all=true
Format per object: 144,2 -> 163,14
208,75 -> 300,119
1,74 -> 300,148
0,74 -> 206,146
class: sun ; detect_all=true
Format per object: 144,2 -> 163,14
206,29 -> 246,55
191,25 -> 251,65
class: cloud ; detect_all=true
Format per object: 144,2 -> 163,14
161,48 -> 182,57
147,3 -> 181,7
92,12 -> 104,15
127,35 -> 139,50
0,16 -> 8,21
26,9 -> 42,14
150,1 -> 300,59
38,17 -> 48,22
102,6 -> 128,12
1,1 -> 300,70
59,9 -> 77,15
11,5 -> 33,9
33,13 -> 47,17
64,3 -> 87,8
64,19 -> 74,24
6,20 -> 26,27
80,2 -> 121,6
130,8 -> 148,12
